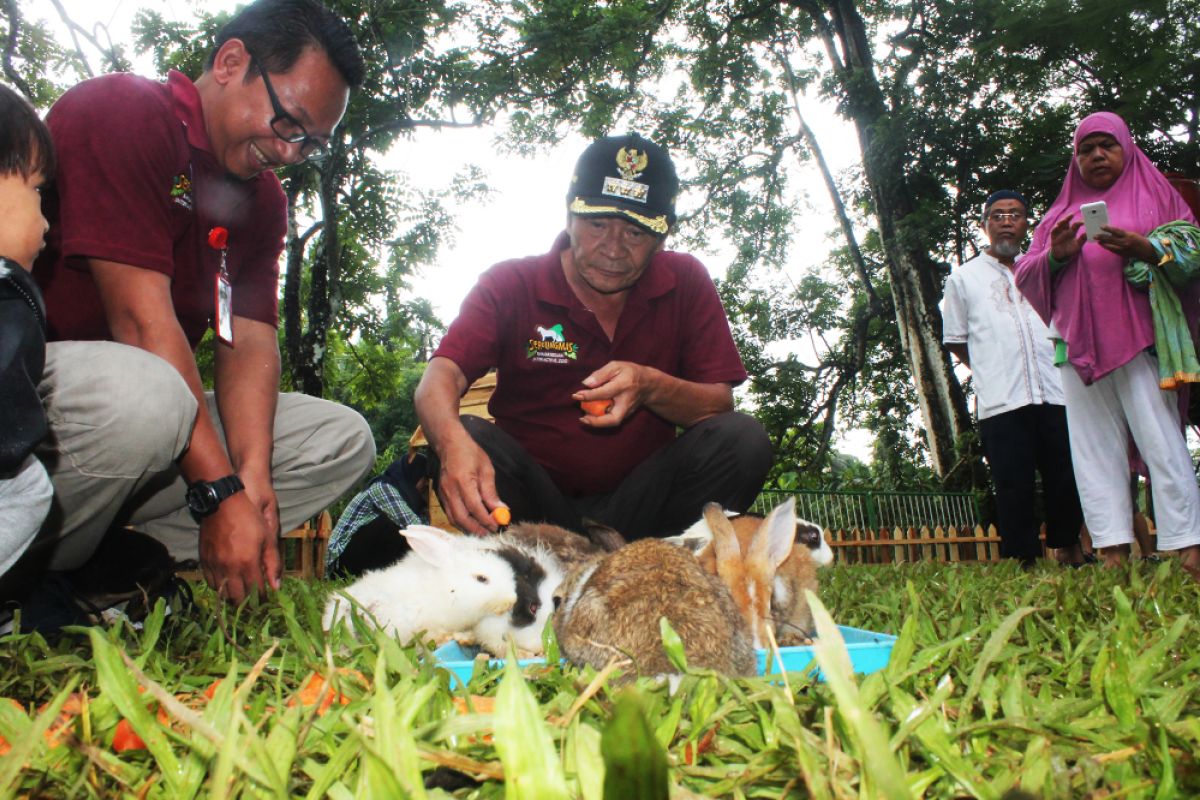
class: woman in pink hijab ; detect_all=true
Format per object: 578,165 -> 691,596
1015,111 -> 1200,577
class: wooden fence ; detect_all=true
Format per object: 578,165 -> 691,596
822,523 -> 1157,564
279,511 -> 333,578
824,524 -> 1001,563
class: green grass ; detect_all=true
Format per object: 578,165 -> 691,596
1,559 -> 1198,798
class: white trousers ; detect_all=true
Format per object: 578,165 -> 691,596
1060,351 -> 1200,550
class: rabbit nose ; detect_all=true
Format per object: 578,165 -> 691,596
490,593 -> 517,614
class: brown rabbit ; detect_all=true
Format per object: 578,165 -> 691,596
695,499 -> 805,649
552,501 -> 796,678
681,498 -> 822,646
501,521 -> 621,566
552,537 -> 756,678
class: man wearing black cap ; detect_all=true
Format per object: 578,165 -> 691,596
940,191 -> 1086,565
414,133 -> 771,539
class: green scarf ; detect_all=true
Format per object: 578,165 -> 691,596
1123,221 -> 1200,389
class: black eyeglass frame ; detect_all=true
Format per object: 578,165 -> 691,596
248,53 -> 328,162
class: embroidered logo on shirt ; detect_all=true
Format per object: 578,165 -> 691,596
536,324 -> 565,342
171,173 -> 193,210
527,323 -> 578,363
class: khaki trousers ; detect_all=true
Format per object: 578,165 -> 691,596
36,341 -> 376,568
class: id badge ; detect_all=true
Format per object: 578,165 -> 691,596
215,273 -> 234,346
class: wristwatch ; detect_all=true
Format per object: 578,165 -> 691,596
185,475 -> 245,522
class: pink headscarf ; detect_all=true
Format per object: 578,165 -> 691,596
1015,111 -> 1198,384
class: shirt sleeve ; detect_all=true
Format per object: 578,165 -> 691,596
940,273 -> 968,343
0,286 -> 46,472
1013,249 -> 1056,326
432,266 -> 506,387
48,78 -> 184,275
677,258 -> 748,385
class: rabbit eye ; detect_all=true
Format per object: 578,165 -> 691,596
529,601 -> 540,615
552,596 -> 562,611
475,575 -> 488,584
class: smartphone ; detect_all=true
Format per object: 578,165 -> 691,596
1080,201 -> 1109,241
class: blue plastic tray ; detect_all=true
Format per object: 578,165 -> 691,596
433,624 -> 895,687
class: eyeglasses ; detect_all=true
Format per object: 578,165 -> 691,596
987,212 -> 1026,223
249,54 -> 328,162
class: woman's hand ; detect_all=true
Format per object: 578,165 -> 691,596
1097,225 -> 1157,262
1050,216 -> 1086,262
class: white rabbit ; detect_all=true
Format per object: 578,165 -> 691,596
469,535 -> 565,657
322,525 -> 517,644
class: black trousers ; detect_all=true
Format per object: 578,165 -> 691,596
978,403 -> 1084,561
444,412 -> 773,540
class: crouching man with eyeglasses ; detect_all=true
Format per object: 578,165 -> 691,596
939,191 -> 1086,566
26,0 -> 375,605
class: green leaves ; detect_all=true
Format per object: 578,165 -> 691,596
494,650 -> 570,799
808,591 -> 913,799
601,691 -> 669,800
2,561 -> 1199,796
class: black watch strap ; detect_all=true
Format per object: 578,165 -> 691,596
186,474 -> 245,522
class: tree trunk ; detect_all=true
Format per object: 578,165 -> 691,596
794,0 -> 974,481
296,160 -> 344,397
281,180 -> 306,392
281,167 -> 333,398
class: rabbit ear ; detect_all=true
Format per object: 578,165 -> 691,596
703,502 -> 742,571
400,525 -> 462,568
750,497 -> 798,569
581,518 -> 627,552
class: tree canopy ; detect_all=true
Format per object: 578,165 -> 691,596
3,0 -> 1197,488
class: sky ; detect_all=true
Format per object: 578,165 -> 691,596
26,0 -> 878,461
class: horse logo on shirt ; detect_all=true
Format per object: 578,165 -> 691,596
537,324 -> 565,342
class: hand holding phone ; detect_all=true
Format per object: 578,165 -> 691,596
1080,201 -> 1109,241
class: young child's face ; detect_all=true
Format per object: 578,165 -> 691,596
0,169 -> 48,270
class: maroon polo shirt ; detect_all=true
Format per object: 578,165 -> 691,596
34,71 -> 286,347
434,233 -> 748,496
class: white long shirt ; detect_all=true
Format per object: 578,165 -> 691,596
941,251 -> 1065,420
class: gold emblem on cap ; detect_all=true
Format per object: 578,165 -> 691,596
568,198 -> 668,235
616,147 -> 649,180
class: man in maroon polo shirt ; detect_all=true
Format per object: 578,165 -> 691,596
414,134 -> 772,540
27,0 -> 375,605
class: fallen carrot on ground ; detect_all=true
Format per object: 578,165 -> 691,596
288,669 -> 368,715
452,695 -> 496,715
0,698 -> 23,755
682,725 -> 718,765
111,718 -> 146,752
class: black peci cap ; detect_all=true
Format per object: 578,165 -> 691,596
566,133 -> 678,236
983,189 -> 1030,215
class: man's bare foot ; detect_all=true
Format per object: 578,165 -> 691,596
1054,544 -> 1086,566
1100,544 -> 1130,568
1178,545 -> 1200,580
